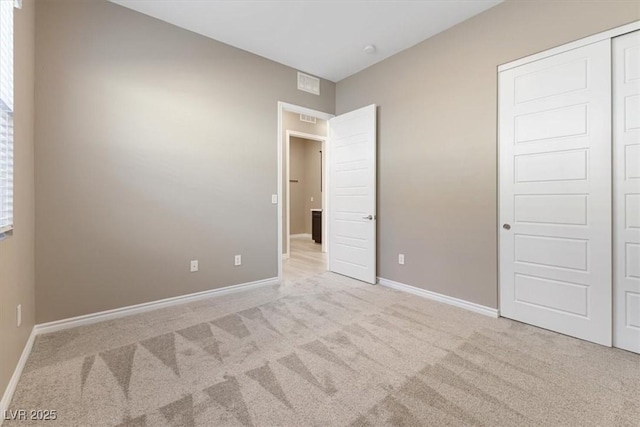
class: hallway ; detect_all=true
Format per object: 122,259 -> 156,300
283,236 -> 326,281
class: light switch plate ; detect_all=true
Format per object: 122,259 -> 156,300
190,260 -> 199,272
398,254 -> 405,265
271,194 -> 278,204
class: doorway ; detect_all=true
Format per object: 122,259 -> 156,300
277,102 -> 378,284
286,131 -> 327,256
277,103 -> 333,281
286,131 -> 327,280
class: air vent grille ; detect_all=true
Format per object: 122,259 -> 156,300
297,72 -> 320,95
300,114 -> 317,124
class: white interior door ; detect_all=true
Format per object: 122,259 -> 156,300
614,30 -> 640,354
328,104 -> 376,284
499,40 -> 612,346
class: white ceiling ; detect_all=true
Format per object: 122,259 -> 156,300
110,0 -> 503,82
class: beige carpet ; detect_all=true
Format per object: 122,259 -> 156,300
7,272 -> 640,426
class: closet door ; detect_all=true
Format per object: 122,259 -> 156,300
499,40 -> 612,346
614,30 -> 640,354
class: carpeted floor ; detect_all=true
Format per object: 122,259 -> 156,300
7,272 -> 640,426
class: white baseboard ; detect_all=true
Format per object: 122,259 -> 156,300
377,277 -> 499,318
290,233 -> 312,239
0,327 -> 36,426
35,277 -> 280,335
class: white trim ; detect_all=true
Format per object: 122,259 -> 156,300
277,104 -> 284,281
277,102 -> 333,280
377,277 -> 499,318
0,327 -> 35,425
286,131 -> 327,142
324,123 -> 331,271
499,21 -> 640,72
34,277 -> 280,335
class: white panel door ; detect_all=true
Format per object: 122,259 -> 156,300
328,104 -> 376,284
499,40 -> 612,346
614,30 -> 640,354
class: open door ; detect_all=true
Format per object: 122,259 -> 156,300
328,104 -> 377,284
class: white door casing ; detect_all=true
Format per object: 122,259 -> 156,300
328,104 -> 377,284
614,30 -> 640,354
499,40 -> 612,346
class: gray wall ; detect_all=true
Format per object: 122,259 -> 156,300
35,0 -> 335,323
0,0 -> 35,402
281,111 -> 326,251
336,0 -> 640,308
289,137 -> 322,236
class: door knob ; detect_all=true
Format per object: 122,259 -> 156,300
503,224 -> 511,230
362,215 -> 374,220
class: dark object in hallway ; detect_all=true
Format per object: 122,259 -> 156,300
312,210 -> 322,244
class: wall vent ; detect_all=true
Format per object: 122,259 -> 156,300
300,114 -> 317,124
297,72 -> 320,95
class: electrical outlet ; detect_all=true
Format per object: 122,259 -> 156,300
398,254 -> 405,265
234,255 -> 242,266
271,194 -> 278,204
17,304 -> 21,327
190,260 -> 199,272
310,196 -> 314,202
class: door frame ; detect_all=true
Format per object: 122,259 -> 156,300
285,130 -> 327,257
277,102 -> 334,281
497,20 -> 640,320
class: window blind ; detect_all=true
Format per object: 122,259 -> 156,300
0,0 -> 14,234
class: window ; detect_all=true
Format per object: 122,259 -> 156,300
0,0 -> 14,234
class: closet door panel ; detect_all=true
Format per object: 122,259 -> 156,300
499,40 -> 612,346
614,30 -> 640,354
